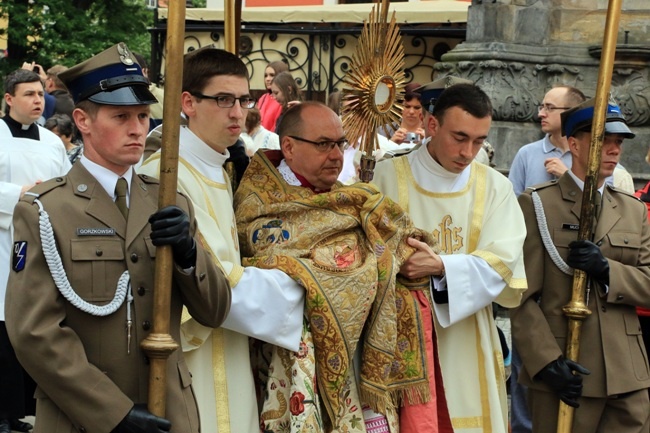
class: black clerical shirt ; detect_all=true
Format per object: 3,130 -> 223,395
2,115 -> 40,140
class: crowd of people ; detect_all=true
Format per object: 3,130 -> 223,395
1,41 -> 650,433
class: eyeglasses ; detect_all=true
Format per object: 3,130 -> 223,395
190,92 -> 256,109
537,104 -> 570,113
288,135 -> 350,153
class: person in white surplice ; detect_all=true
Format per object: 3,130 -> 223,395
373,79 -> 528,433
139,47 -> 304,433
0,68 -> 71,433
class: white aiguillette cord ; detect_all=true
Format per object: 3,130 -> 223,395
32,196 -> 135,353
531,191 -> 596,304
532,191 -> 574,276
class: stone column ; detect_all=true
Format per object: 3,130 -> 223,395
436,0 -> 650,180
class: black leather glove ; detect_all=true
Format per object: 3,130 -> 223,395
226,140 -> 250,186
149,205 -> 196,268
567,240 -> 609,285
535,357 -> 591,408
112,404 -> 171,433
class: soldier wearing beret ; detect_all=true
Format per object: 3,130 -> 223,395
512,98 -> 650,432
5,43 -> 231,433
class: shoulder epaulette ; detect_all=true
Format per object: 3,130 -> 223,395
21,176 -> 67,203
137,173 -> 160,185
525,179 -> 557,192
607,183 -> 640,200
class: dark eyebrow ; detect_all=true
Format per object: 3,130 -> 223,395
451,130 -> 488,141
313,135 -> 346,141
212,92 -> 252,98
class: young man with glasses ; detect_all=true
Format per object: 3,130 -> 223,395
508,86 -> 586,197
139,47 -> 305,433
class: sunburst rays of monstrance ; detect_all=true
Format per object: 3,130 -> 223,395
341,0 -> 406,182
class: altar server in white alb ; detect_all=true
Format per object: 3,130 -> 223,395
139,47 -> 305,433
373,79 -> 527,433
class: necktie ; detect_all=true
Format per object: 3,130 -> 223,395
115,178 -> 129,219
594,191 -> 602,222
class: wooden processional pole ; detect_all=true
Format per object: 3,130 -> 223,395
556,0 -> 623,431
141,0 -> 186,418
224,0 -> 241,55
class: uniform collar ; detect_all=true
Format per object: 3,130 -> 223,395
79,155 -> 134,202
567,170 -> 605,195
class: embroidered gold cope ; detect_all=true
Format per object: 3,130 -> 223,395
234,151 -> 436,432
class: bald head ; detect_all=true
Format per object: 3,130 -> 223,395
539,86 -> 586,136
279,102 -> 345,190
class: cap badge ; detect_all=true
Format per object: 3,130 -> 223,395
117,43 -> 135,66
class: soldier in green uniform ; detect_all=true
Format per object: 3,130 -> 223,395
512,99 -> 650,433
5,43 -> 231,433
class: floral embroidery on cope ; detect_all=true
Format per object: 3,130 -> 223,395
236,151 -> 438,432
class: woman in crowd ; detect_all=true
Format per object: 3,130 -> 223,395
270,71 -> 302,132
44,113 -> 82,163
257,60 -> 289,131
378,83 -> 425,145
240,108 -> 280,156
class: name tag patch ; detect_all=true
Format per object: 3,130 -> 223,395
12,241 -> 27,272
562,223 -> 580,231
76,228 -> 116,236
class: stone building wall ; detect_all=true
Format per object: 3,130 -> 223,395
439,0 -> 650,183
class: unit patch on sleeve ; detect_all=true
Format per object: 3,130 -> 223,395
12,241 -> 27,272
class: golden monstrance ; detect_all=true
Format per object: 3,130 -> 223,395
341,0 -> 406,182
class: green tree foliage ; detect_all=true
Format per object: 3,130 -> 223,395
0,0 -> 153,80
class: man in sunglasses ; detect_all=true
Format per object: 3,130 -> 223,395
139,47 -> 305,433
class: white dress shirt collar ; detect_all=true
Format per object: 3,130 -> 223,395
80,156 -> 133,204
